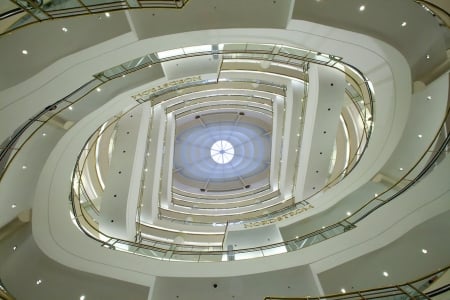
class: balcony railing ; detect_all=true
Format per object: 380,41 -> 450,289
265,264 -> 450,300
5,44 -> 449,264
0,0 -> 189,36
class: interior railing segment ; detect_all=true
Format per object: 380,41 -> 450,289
0,0 -> 189,36
71,71 -> 448,261
265,264 -> 450,300
75,47 -> 373,257
7,45 -> 450,263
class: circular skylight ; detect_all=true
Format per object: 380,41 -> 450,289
210,140 -> 235,164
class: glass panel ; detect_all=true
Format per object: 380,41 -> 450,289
245,43 -> 275,52
42,0 -> 82,11
102,65 -> 126,79
279,46 -> 309,58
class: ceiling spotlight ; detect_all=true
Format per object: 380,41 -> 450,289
96,87 -> 102,92
36,279 -> 42,285
399,167 -> 404,171
80,295 -> 86,300
13,245 -> 17,251
42,133 -> 47,136
62,27 -> 68,32
401,21 -> 407,27
68,106 -> 73,110
374,193 -> 378,197
359,5 -> 365,12
341,288 -> 346,294
105,12 -> 111,18
426,96 -> 432,100
22,49 -> 28,55
426,54 -> 430,59
11,204 -> 17,208
422,249 -> 428,254
417,134 -> 423,138
383,271 -> 389,277
346,211 -> 351,216
22,165 -> 27,170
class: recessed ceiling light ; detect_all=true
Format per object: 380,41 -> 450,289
22,49 -> 28,55
374,193 -> 378,197
295,235 -> 299,239
426,54 -> 430,59
96,87 -> 102,92
401,21 -> 407,27
426,96 -> 432,100
399,167 -> 404,171
341,288 -> 346,293
11,204 -> 17,208
22,165 -> 27,170
417,134 -> 423,138
422,248 -> 428,254
42,133 -> 47,136
346,211 -> 351,216
144,168 -> 148,172
122,74 -> 126,78
68,106 -> 73,110
105,12 -> 111,18
62,27 -> 68,32
383,271 -> 389,277
13,245 -> 17,251
36,279 -> 42,285
80,295 -> 86,300
359,5 -> 365,12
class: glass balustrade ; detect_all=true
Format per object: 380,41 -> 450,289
4,43 -> 449,263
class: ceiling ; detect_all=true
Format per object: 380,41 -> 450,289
0,0 -> 449,300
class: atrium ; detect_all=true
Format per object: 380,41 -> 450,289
0,0 -> 449,299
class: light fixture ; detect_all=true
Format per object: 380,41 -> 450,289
422,248 -> 428,254
426,54 -> 430,59
13,245 -> 17,251
36,279 -> 42,285
383,271 -> 389,277
346,211 -> 351,216
374,193 -> 378,197
62,27 -> 68,32
96,87 -> 102,92
42,133 -> 47,137
426,96 -> 432,100
399,167 -> 404,171
341,288 -> 346,294
417,134 -> 423,138
80,295 -> 86,300
401,21 -> 407,27
22,165 -> 27,170
295,236 -> 299,239
68,106 -> 73,110
105,12 -> 111,17
144,168 -> 148,172
359,5 -> 365,12
122,74 -> 126,78
22,49 -> 28,55
11,204 -> 17,208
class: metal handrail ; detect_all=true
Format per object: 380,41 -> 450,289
265,264 -> 450,300
0,0 -> 189,36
